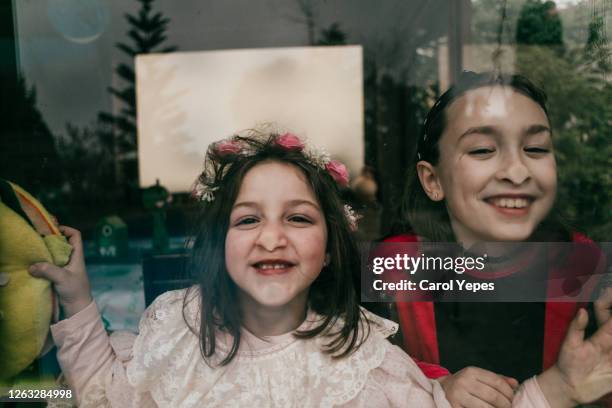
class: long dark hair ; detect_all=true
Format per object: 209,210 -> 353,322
398,71 -> 571,242
184,129 -> 367,366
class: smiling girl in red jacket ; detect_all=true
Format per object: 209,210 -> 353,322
384,71 -> 612,408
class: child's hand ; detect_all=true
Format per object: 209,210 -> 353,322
439,367 -> 518,408
29,226 -> 93,318
595,287 -> 612,327
538,308 -> 612,407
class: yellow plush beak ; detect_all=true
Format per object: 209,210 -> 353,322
0,182 -> 72,382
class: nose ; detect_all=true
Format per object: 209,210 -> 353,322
496,152 -> 531,185
255,221 -> 288,251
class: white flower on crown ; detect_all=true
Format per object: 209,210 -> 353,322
343,204 -> 362,232
306,146 -> 332,170
192,181 -> 218,202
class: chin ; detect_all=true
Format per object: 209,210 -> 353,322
252,294 -> 293,308
262,300 -> 292,308
487,225 -> 535,242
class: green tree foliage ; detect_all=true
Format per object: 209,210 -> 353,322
584,12 -> 611,75
516,0 -> 564,47
515,2 -> 611,240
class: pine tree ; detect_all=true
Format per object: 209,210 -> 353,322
98,0 -> 177,193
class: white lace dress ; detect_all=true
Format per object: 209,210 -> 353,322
50,288 -> 549,407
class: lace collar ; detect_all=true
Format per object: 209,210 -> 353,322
126,288 -> 400,407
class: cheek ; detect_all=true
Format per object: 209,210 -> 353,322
440,159 -> 490,200
224,232 -> 237,257
293,229 -> 327,264
224,231 -> 250,267
533,158 -> 558,196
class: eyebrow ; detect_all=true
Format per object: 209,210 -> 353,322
458,124 -> 551,141
232,199 -> 321,211
458,126 -> 499,141
524,124 -> 551,136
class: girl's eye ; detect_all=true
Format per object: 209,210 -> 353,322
468,148 -> 495,156
524,146 -> 551,154
288,215 -> 312,224
235,217 -> 259,226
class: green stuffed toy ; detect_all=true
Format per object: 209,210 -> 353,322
0,179 -> 73,385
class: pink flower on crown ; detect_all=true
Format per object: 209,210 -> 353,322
276,133 -> 305,151
215,140 -> 242,156
326,160 -> 349,186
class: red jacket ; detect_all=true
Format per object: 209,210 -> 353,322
382,233 -> 606,379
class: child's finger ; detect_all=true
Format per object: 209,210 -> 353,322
502,376 -> 519,390
475,370 -> 515,403
594,287 -> 612,327
59,225 -> 84,254
468,380 -> 511,407
589,313 -> 612,353
29,262 -> 66,284
564,308 -> 588,349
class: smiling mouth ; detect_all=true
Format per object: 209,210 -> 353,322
484,196 -> 534,215
253,261 -> 295,275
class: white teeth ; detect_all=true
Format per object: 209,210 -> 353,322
258,263 -> 290,270
490,198 -> 529,208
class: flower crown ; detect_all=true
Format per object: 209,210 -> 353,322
192,132 -> 361,230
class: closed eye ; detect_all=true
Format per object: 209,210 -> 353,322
524,146 -> 551,154
235,216 -> 259,226
468,148 -> 495,155
288,215 -> 313,224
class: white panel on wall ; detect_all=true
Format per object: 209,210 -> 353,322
136,45 -> 364,192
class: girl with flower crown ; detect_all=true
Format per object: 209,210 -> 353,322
28,129 -> 603,407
